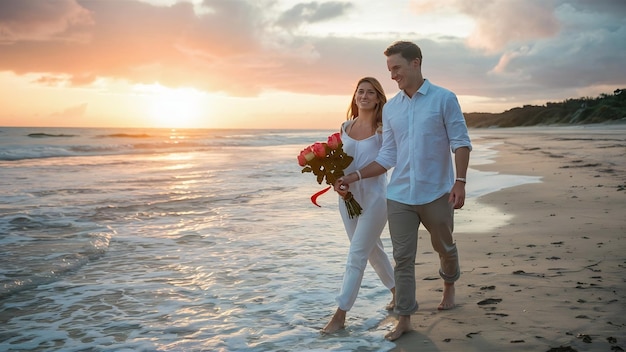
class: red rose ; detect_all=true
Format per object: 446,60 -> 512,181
327,132 -> 341,150
297,154 -> 307,166
298,146 -> 315,166
312,142 -> 327,158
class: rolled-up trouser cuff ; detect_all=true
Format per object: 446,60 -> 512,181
395,300 -> 419,316
439,266 -> 460,283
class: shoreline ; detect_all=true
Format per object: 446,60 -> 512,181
388,125 -> 626,351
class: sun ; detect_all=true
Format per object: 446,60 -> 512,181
135,83 -> 206,128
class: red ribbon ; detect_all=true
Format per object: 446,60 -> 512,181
311,186 -> 331,207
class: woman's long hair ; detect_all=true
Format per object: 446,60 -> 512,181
346,77 -> 386,132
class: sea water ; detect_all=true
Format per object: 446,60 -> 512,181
0,127 -> 539,352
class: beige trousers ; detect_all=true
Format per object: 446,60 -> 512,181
387,194 -> 460,315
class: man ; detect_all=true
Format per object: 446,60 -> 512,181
336,41 -> 471,341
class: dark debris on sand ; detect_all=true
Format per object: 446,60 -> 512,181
547,347 -> 578,352
477,298 -> 502,305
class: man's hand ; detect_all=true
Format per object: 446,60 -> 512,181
448,182 -> 466,209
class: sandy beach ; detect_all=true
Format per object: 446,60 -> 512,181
388,124 -> 626,352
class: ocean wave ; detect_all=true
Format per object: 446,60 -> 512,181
0,141 -> 206,161
0,128 -> 335,161
27,133 -> 77,138
0,231 -> 112,299
0,146 -> 75,161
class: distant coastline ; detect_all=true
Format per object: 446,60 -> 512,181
465,88 -> 626,128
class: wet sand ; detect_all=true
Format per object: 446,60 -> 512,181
387,124 -> 626,352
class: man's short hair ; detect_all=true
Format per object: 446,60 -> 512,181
384,41 -> 422,62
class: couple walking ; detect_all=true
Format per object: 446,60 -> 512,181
320,40 -> 472,341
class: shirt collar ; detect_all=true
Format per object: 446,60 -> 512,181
401,78 -> 430,100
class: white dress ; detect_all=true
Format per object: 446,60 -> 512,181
335,120 -> 395,311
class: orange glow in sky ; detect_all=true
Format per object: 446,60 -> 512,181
134,84 -> 207,129
0,0 -> 624,129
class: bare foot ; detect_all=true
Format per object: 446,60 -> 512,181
384,315 -> 411,341
385,298 -> 395,311
385,287 -> 396,311
437,282 -> 455,310
321,308 -> 346,334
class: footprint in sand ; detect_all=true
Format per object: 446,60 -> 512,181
477,298 -> 502,305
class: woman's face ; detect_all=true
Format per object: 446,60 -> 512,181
354,81 -> 379,111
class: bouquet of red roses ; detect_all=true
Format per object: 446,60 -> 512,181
297,132 -> 363,218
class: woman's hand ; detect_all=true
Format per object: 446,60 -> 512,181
334,178 -> 349,198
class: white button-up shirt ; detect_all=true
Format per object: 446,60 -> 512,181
375,79 -> 472,205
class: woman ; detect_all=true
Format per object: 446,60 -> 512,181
321,77 -> 396,334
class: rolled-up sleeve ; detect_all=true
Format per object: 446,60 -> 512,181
443,91 -> 472,153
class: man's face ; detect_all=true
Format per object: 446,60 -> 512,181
386,53 -> 419,91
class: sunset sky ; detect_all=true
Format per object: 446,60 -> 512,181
1,0 -> 625,129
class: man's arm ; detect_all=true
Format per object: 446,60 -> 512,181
454,146 -> 470,179
448,146 -> 470,209
339,161 -> 387,187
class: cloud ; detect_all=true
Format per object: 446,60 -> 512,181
408,0 -> 561,52
0,0 -> 624,111
483,1 -> 626,99
0,0 -> 377,97
490,47 -> 530,76
49,102 -> 88,118
0,0 -> 268,92
563,0 -> 626,15
0,0 -> 94,43
275,1 -> 353,31
460,0 -> 560,53
418,0 -> 626,105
